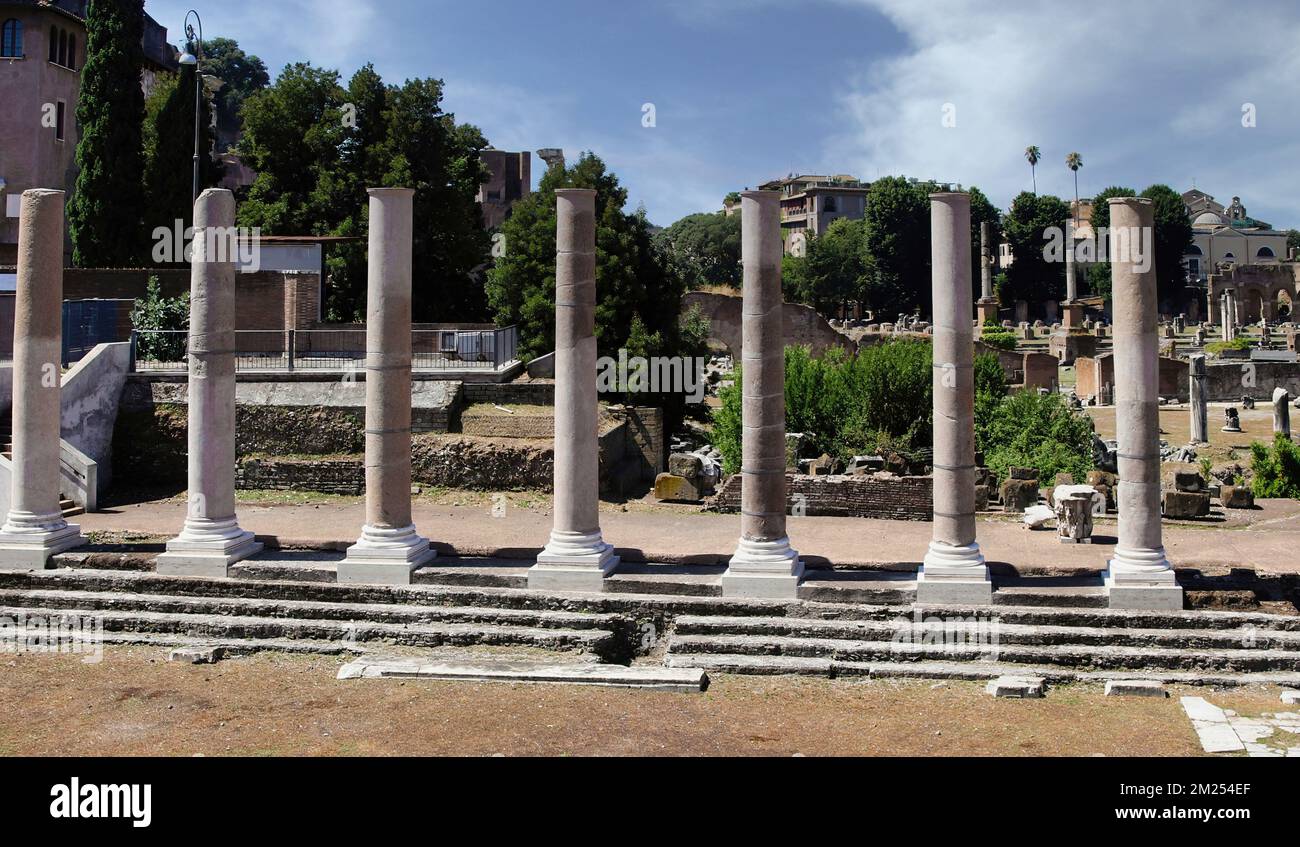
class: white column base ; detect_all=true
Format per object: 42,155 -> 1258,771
721,536 -> 804,599
156,516 -> 263,578
1104,549 -> 1182,610
528,529 -> 620,592
337,524 -> 435,585
917,541 -> 992,604
0,515 -> 84,570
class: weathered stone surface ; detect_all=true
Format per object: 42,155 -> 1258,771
1009,466 -> 1039,481
1220,485 -> 1254,509
1086,470 -> 1117,511
654,473 -> 701,503
974,484 -> 990,512
1104,679 -> 1168,698
668,453 -> 704,480
1023,504 -> 1056,529
808,454 -> 841,476
1000,478 -> 1039,513
1162,491 -> 1210,519
168,646 -> 226,664
1056,491 -> 1095,544
986,676 -> 1045,698
1282,690 -> 1300,705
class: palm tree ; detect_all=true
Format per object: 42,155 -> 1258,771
1025,145 -> 1041,194
1066,152 -> 1083,214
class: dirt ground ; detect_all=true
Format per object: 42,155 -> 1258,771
0,647 -> 1289,757
1085,404 -> 1283,465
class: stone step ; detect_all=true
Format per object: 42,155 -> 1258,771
672,614 -> 1300,652
665,632 -> 1300,673
339,658 -> 709,692
662,652 -> 1300,687
0,587 -> 620,632
0,605 -> 619,660
95,629 -> 359,656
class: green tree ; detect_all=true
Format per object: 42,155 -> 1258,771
654,211 -> 742,289
142,64 -> 222,237
236,63 -> 489,320
1025,145 -> 1041,194
981,390 -> 1095,483
197,37 -> 269,151
129,276 -> 189,362
486,152 -> 685,364
1141,184 -> 1195,310
782,217 -> 867,315
1286,229 -> 1300,257
1084,184 -> 1137,302
68,0 -> 147,267
1003,191 -> 1069,305
1065,152 -> 1083,209
862,176 -> 935,317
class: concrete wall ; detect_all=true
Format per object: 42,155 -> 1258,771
1205,360 -> 1300,402
683,290 -> 855,358
59,342 -> 129,493
1076,353 -> 1190,403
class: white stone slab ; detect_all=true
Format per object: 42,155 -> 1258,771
985,675 -> 1045,698
1104,679 -> 1168,698
1281,689 -> 1300,705
336,659 -> 708,692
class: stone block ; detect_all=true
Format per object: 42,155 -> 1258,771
1009,466 -> 1038,481
808,454 -> 841,476
168,646 -> 226,664
986,676 -> 1045,698
1281,690 -> 1300,705
1104,680 -> 1168,698
654,473 -> 701,503
1220,485 -> 1254,509
974,484 -> 990,511
1000,478 -> 1039,513
668,452 -> 703,479
1162,490 -> 1210,518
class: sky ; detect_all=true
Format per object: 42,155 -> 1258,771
143,0 -> 1300,229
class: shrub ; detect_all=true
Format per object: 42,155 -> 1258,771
1250,432 -> 1300,499
980,322 -> 1017,351
713,340 -> 1008,474
1204,337 -> 1253,355
980,389 -> 1095,483
129,276 -> 189,363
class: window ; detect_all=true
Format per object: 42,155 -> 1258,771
55,100 -> 65,141
48,25 -> 56,61
823,196 -> 838,213
1,19 -> 22,57
57,28 -> 66,67
1256,246 -> 1276,259
66,33 -> 74,69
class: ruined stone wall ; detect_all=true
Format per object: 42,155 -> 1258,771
710,473 -> 933,521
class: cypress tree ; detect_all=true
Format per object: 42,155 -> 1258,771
67,0 -> 146,267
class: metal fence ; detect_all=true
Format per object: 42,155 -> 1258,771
130,326 -> 520,373
62,299 -> 132,366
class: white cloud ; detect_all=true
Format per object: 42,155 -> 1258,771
826,0 -> 1300,226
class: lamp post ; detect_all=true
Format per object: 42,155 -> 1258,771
177,10 -> 203,204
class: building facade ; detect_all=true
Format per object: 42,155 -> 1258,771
1182,189 -> 1287,282
0,0 -> 177,264
757,174 -> 871,254
477,149 -> 531,230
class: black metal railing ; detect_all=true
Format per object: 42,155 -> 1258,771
130,326 -> 520,373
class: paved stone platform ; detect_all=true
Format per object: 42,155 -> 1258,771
75,495 -> 1300,576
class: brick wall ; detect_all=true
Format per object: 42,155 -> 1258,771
711,473 -> 933,521
1076,353 -> 1189,402
236,458 -> 364,495
463,382 -> 555,406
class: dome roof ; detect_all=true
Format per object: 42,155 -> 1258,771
1193,211 -> 1227,226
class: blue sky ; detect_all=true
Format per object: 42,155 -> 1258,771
145,0 -> 1300,229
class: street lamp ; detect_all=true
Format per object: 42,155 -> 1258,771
178,10 -> 203,204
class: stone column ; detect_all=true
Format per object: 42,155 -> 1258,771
1275,388 -> 1292,438
0,190 -> 84,569
156,190 -> 262,576
1189,354 -> 1209,445
721,191 -> 803,598
918,193 -> 990,604
976,222 -> 999,326
338,188 -> 433,585
1061,237 -> 1084,328
1104,198 -> 1181,610
529,189 -> 619,591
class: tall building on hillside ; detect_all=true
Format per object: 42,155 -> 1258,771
0,0 -> 178,264
477,149 -> 531,230
757,174 -> 870,254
